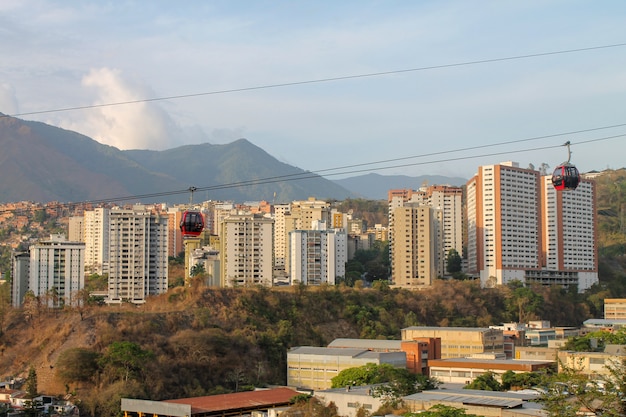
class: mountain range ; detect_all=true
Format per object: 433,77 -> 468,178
0,114 -> 466,203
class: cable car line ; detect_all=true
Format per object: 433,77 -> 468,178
3,42 -> 626,119
0,132 -> 623,216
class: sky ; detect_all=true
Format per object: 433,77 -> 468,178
1,0 -> 626,181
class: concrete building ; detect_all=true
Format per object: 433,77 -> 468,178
283,198 -> 331,274
466,161 -> 598,292
557,345 -> 626,376
273,203 -> 291,272
327,337 -> 441,376
535,176 -> 598,291
402,326 -> 504,359
604,298 -> 626,320
404,388 -> 546,417
83,207 -> 110,274
287,346 -> 407,390
289,226 -> 346,286
315,385 -> 385,417
107,207 -> 168,304
220,213 -> 274,287
388,185 -> 462,286
428,357 -> 555,384
189,246 -> 221,287
67,216 -> 84,242
166,207 -> 184,258
28,234 -> 85,307
121,388 -> 299,417
390,205 -> 442,288
466,162 -> 541,287
10,251 -> 30,307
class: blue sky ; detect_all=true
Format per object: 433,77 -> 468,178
1,1 -> 626,180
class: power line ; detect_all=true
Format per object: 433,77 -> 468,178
0,132 -> 622,216
4,42 -> 626,119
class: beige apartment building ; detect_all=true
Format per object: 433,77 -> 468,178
388,185 -> 463,286
604,298 -> 626,320
390,205 -> 442,288
402,326 -> 504,359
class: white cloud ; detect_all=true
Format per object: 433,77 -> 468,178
0,83 -> 19,114
59,67 -> 191,150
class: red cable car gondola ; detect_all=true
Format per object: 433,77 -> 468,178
180,186 -> 205,237
551,141 -> 580,191
180,210 -> 204,237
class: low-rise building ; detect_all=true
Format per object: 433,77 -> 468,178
557,345 -> 626,376
402,326 -> 504,359
428,357 -> 555,384
287,346 -> 406,390
404,387 -> 546,417
121,388 -> 299,417
315,385 -> 385,417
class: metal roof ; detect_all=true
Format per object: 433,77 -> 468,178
164,387 -> 299,415
404,391 -> 523,409
327,338 -> 403,350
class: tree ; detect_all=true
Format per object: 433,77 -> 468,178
446,249 -> 462,274
331,363 -> 438,407
464,371 -> 501,391
539,358 -> 626,416
25,366 -> 38,398
190,263 -> 206,277
99,341 -> 153,382
56,348 -> 101,383
405,404 -> 478,416
505,281 -> 543,323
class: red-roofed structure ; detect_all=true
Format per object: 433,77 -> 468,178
122,387 -> 299,417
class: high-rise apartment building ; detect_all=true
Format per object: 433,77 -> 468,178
390,205 -> 442,288
28,234 -> 85,307
220,213 -> 274,287
273,203 -> 291,270
107,207 -> 169,303
167,208 -> 184,258
289,226 -> 347,285
282,198 -> 331,274
11,251 -> 30,307
84,207 -> 110,274
466,161 -> 598,291
536,176 -> 598,290
68,216 -> 84,242
388,185 -> 463,283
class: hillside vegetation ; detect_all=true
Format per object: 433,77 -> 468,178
0,278 -> 608,416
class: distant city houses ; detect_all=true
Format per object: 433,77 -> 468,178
6,160 -> 600,306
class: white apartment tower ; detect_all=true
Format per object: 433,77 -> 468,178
220,213 -> 274,287
466,162 -> 541,287
536,176 -> 598,291
29,234 -> 85,307
107,208 -> 169,303
289,226 -> 347,285
466,161 -> 598,292
84,207 -> 110,274
283,198 -> 331,273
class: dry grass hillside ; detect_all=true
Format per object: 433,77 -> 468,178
0,280 -> 603,409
